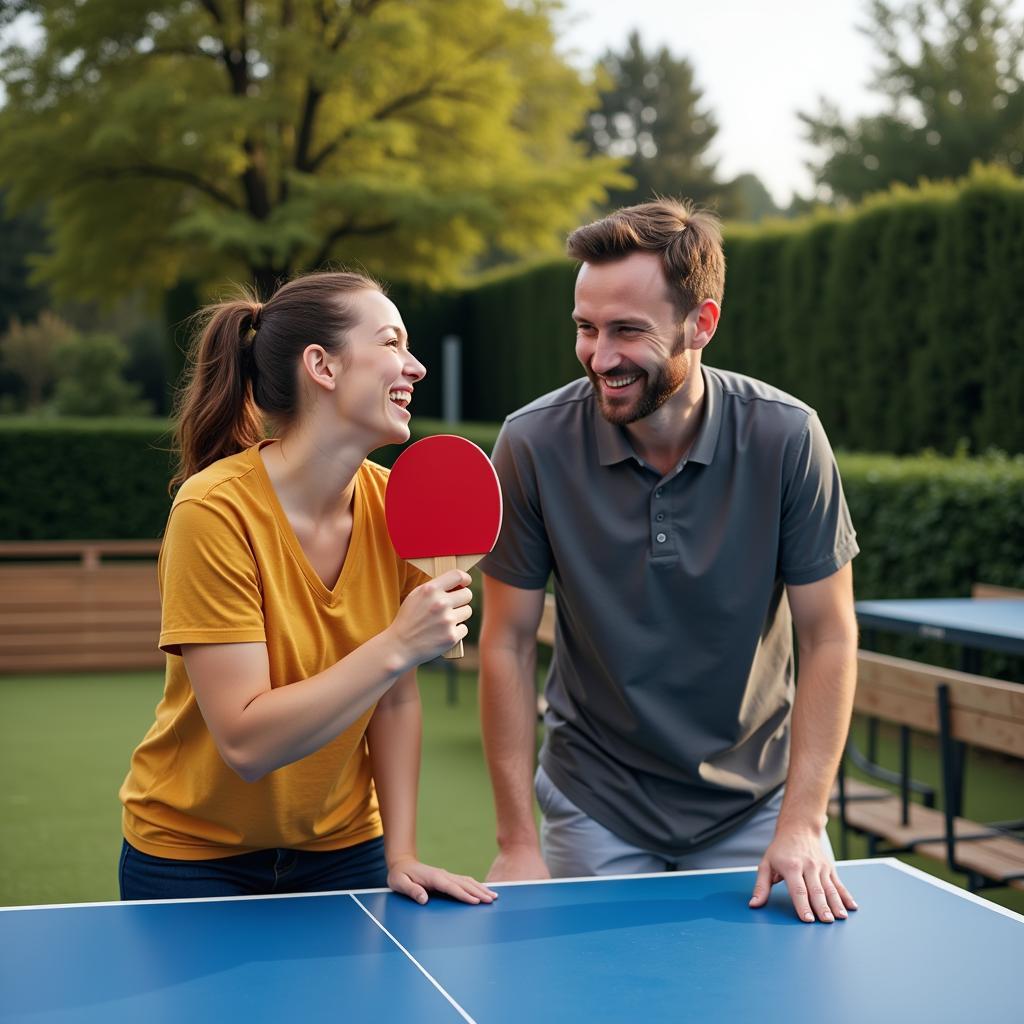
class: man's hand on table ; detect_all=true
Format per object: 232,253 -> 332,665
486,843 -> 551,883
748,825 -> 858,923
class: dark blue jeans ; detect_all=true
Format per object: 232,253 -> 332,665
119,836 -> 388,901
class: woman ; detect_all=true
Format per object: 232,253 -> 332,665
119,271 -> 495,906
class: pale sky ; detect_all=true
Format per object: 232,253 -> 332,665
554,0 -> 885,205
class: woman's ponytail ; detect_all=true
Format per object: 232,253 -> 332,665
170,297 -> 264,492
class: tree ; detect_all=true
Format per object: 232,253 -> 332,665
582,30 -> 735,213
730,173 -> 783,222
52,333 -> 154,417
0,311 -> 75,410
0,0 -> 620,301
800,0 -> 1024,203
0,193 -> 48,334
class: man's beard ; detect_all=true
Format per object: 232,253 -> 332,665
588,353 -> 689,426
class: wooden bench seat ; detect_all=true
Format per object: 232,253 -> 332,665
0,541 -> 163,674
971,582 -> 1024,600
839,649 -> 1024,891
916,834 -> 1024,892
842,797 -> 997,850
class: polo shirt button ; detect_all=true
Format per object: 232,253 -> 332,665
656,533 -> 667,543
656,513 -> 665,521
655,489 -> 663,498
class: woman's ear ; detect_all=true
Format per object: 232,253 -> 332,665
300,344 -> 337,392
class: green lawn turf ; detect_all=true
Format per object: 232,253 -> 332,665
0,668 -> 498,906
2,672 -> 1023,915
1,671 -> 164,907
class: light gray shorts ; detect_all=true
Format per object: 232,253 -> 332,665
536,764 -> 834,877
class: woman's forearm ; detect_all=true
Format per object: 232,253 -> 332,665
366,673 -> 423,865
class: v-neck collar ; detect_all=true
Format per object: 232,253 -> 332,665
248,440 -> 365,605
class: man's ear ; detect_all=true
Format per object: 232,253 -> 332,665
690,299 -> 721,351
300,344 -> 337,392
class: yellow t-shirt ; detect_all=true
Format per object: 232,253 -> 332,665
120,442 -> 426,860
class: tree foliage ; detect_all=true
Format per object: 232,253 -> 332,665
0,193 -> 48,334
581,30 -> 737,213
801,0 -> 1024,202
0,0 -> 621,300
0,311 -> 75,409
730,173 -> 783,222
53,333 -> 154,417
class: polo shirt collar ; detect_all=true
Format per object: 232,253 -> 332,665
688,365 -> 722,465
594,402 -> 635,466
593,365 -> 724,467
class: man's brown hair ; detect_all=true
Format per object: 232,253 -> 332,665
566,198 -> 725,316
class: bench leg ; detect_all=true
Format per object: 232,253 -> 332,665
966,870 -> 985,894
836,756 -> 850,861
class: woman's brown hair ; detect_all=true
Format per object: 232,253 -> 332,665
170,271 -> 382,491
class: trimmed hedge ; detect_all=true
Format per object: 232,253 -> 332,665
840,448 -> 1024,598
0,417 -> 498,540
0,417 -> 175,541
394,167 -> 1024,454
2,419 -> 1021,603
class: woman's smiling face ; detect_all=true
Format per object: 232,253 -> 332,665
328,289 -> 426,446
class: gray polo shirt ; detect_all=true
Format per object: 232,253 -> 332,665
480,366 -> 859,856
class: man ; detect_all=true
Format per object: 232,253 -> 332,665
478,199 -> 860,924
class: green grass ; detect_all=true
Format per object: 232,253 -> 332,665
2,673 -> 1023,915
1,671 -> 163,906
0,668 -> 499,906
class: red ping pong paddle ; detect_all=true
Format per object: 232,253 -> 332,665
385,435 -> 503,659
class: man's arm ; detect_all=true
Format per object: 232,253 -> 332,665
479,574 -> 550,882
748,562 -> 860,923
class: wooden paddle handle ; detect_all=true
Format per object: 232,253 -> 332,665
433,555 -> 464,660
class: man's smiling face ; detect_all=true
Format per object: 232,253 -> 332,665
573,251 -> 694,426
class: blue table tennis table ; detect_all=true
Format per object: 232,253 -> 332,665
2,859 -> 1022,1023
854,598 -> 1024,658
